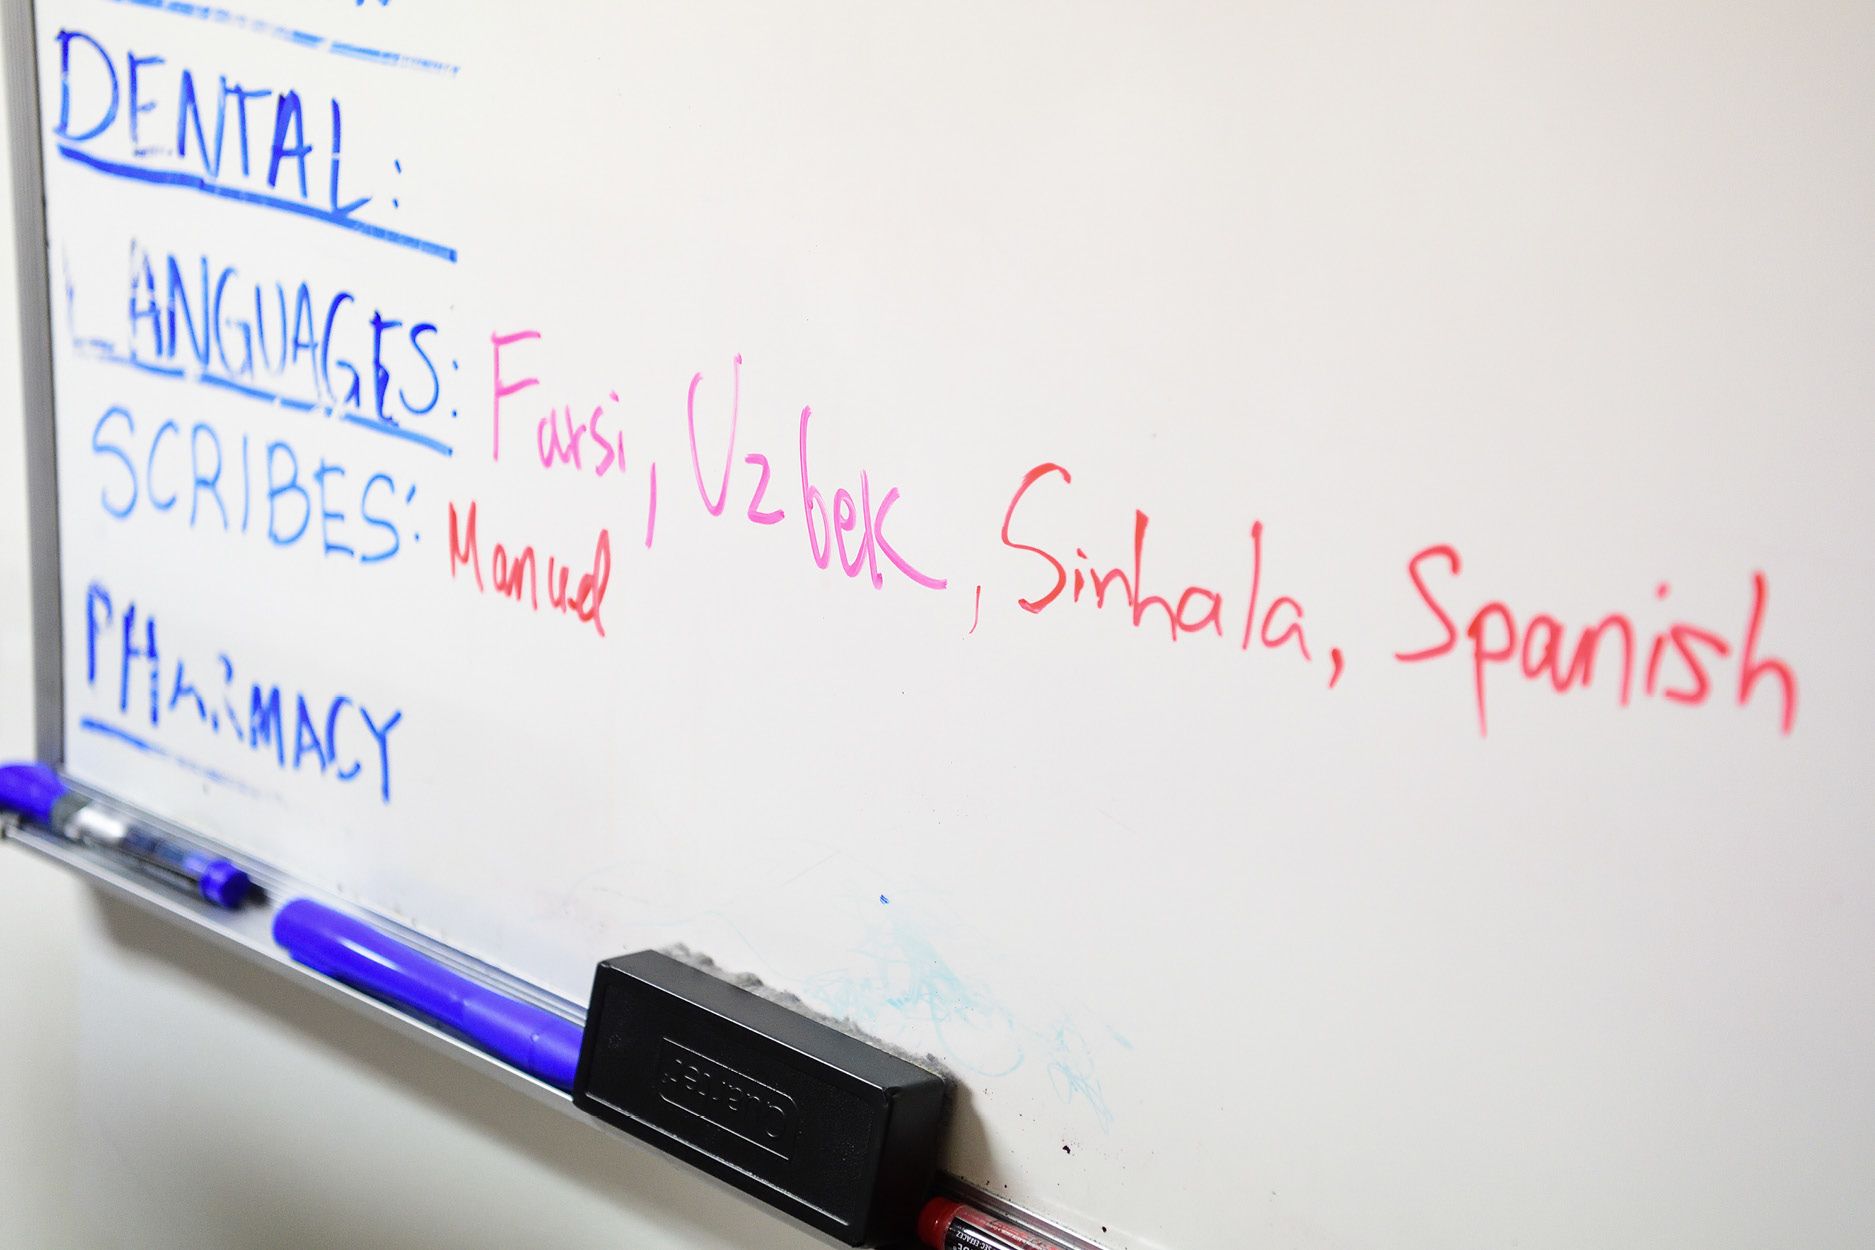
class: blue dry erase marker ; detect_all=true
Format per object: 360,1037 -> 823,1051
0,763 -> 251,908
273,898 -> 583,1090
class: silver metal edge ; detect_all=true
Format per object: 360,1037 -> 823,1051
1,811 -> 586,1100
4,0 -> 63,764
0,816 -> 858,1248
51,774 -> 591,1021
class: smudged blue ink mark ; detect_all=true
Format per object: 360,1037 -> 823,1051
879,893 -> 890,904
79,715 -> 262,796
1042,1019 -> 1115,1131
804,918 -> 1024,1078
56,146 -> 459,262
103,354 -> 185,380
337,412 -> 451,456
196,371 -> 274,402
329,42 -> 425,69
104,0 -> 457,75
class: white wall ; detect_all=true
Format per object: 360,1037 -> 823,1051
0,18 -> 831,1250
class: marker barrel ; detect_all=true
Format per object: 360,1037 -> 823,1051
53,794 -> 250,908
273,898 -> 584,1090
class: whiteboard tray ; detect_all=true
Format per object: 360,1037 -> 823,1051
0,811 -> 1104,1250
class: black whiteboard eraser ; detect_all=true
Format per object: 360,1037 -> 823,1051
572,950 -> 947,1246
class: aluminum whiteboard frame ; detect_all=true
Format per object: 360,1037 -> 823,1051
0,9 -> 1108,1248
5,0 -> 61,763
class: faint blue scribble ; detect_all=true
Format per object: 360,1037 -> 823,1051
1041,1018 -> 1115,1130
804,916 -> 1024,1078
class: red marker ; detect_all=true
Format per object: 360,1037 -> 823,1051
917,1198 -> 1069,1250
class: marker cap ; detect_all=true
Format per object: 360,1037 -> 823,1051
915,1198 -> 1068,1250
0,763 -> 64,822
918,1198 -> 965,1247
197,859 -> 252,909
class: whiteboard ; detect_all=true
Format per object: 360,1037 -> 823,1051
33,2 -> 1875,1247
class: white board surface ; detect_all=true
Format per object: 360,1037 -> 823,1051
34,2 -> 1875,1247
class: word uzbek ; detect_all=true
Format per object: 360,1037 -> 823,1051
84,581 -> 402,800
487,336 -> 944,591
999,463 -> 1343,686
685,355 -> 946,591
91,405 -> 414,562
1394,544 -> 1797,735
447,499 -> 612,637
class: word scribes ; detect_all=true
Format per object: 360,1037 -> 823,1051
91,404 -> 417,562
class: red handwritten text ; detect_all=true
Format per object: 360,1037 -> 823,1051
1000,463 -> 1343,687
448,499 -> 612,638
1394,545 -> 1796,736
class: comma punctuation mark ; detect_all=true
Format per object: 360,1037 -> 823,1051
644,463 -> 659,550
